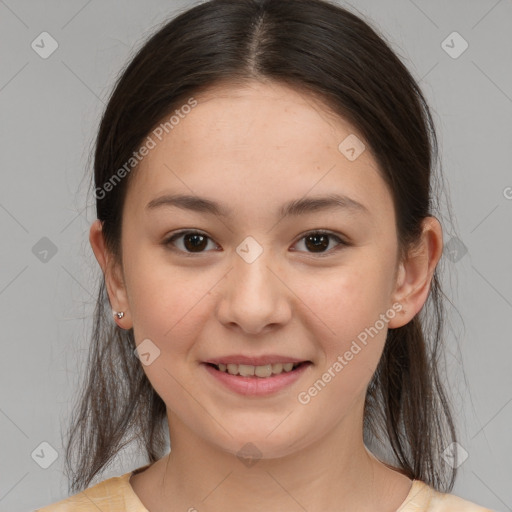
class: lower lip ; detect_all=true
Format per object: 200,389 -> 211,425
202,362 -> 311,397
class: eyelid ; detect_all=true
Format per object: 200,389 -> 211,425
163,229 -> 349,256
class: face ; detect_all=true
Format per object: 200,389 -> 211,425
104,81 -> 406,459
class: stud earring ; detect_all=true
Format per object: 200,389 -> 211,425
113,310 -> 124,319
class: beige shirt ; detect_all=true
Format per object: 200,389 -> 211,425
35,464 -> 495,511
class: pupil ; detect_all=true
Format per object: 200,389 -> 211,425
306,234 -> 328,252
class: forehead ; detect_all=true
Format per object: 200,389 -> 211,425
125,80 -> 393,222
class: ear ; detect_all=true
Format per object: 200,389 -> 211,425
387,216 -> 443,328
89,219 -> 132,329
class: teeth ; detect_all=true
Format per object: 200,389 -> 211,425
271,363 -> 283,374
215,362 -> 302,377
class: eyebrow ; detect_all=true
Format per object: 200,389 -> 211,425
145,193 -> 370,218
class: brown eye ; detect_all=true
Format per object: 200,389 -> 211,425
304,233 -> 330,252
183,233 -> 208,252
164,231 -> 218,254
293,231 -> 347,256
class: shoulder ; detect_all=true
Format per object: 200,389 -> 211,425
429,489 -> 496,512
34,467 -> 150,512
400,480 -> 496,512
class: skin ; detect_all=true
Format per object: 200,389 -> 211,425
89,80 -> 443,511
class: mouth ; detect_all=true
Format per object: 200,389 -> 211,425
204,361 -> 311,378
201,357 -> 313,396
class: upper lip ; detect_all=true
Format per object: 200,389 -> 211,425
204,355 -> 310,366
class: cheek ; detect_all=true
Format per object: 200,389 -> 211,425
123,249 -> 206,368
302,252 -> 396,391
312,261 -> 393,338
126,261 -> 212,409
296,285 -> 388,414
130,272 -> 207,345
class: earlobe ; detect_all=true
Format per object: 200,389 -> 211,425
387,217 -> 443,329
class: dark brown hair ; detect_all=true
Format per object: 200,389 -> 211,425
66,0 -> 458,494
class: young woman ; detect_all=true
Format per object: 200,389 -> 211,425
36,0 -> 494,510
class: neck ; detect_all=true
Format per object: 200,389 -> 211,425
132,400 -> 412,512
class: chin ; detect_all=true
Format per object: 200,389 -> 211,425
207,423 -> 312,463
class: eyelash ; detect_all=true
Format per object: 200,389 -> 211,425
162,229 -> 349,257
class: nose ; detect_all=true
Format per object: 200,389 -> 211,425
215,247 -> 292,335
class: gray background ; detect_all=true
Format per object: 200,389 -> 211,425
0,0 -> 511,511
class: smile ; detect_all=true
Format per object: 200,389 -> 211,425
208,361 -> 306,378
202,360 -> 312,396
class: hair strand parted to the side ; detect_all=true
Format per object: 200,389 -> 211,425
67,0 -> 457,494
